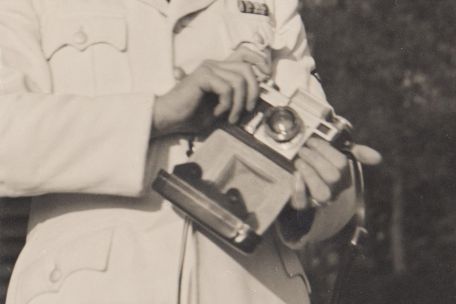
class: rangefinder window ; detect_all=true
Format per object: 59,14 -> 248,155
317,123 -> 331,135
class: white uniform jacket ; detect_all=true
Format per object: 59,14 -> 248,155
0,0 -> 357,303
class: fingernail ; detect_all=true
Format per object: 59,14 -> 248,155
252,66 -> 266,80
256,73 -> 269,83
213,107 -> 223,117
291,171 -> 308,210
259,64 -> 271,75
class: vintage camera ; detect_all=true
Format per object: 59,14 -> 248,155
236,81 -> 353,160
152,81 -> 353,253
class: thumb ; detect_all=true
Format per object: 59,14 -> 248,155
290,172 -> 309,210
350,144 -> 382,166
227,46 -> 271,76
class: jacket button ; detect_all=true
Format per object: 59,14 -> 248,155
49,267 -> 62,283
73,29 -> 88,45
173,67 -> 186,81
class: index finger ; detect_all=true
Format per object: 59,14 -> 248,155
227,47 -> 271,76
351,144 -> 382,165
306,138 -> 348,171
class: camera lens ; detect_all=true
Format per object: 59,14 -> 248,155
265,107 -> 302,142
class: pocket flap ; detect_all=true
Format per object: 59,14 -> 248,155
16,228 -> 113,304
41,14 -> 127,59
223,15 -> 274,50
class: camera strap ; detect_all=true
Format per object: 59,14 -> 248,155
330,159 -> 368,304
185,135 -> 196,157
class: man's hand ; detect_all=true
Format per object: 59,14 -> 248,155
152,48 -> 270,136
292,138 -> 382,209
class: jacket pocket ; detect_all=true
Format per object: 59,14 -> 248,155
15,228 -> 113,304
222,14 -> 274,51
274,232 -> 312,294
40,13 -> 131,95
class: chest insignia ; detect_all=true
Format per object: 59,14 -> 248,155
238,0 -> 269,16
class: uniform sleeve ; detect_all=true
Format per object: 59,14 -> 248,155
0,0 -> 154,197
271,0 -> 326,101
271,0 -> 357,247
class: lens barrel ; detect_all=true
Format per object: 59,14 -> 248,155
264,106 -> 303,142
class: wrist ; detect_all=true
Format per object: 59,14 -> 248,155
151,95 -> 173,137
151,94 -> 187,138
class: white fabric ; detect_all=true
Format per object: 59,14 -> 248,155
0,0 -> 356,303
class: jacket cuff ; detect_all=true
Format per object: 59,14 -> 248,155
0,93 -> 155,197
92,93 -> 155,197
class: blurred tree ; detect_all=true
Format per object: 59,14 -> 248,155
299,0 -> 456,303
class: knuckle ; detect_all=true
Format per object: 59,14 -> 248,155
234,61 -> 251,72
299,148 -> 313,161
295,159 -> 309,174
221,84 -> 233,96
294,159 -> 303,170
197,64 -> 212,75
334,156 -> 348,170
233,75 -> 246,89
220,102 -> 230,110
315,185 -> 331,203
200,60 -> 218,72
325,169 -> 341,185
236,47 -> 249,56
241,63 -> 254,74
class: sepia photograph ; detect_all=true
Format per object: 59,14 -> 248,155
0,0 -> 454,303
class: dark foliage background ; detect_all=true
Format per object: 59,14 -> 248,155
299,0 -> 456,303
